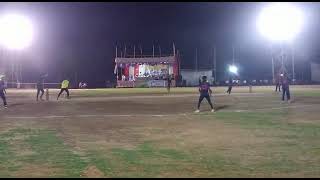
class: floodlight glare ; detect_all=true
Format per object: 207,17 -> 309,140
257,3 -> 303,42
229,65 -> 238,74
0,14 -> 34,50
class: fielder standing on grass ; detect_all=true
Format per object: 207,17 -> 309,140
0,77 -> 7,108
195,76 -> 214,113
57,79 -> 70,100
275,73 -> 281,92
226,77 -> 233,94
36,73 -> 48,101
281,73 -> 291,103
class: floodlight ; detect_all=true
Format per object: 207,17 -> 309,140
0,14 -> 34,50
257,3 -> 303,42
229,65 -> 238,74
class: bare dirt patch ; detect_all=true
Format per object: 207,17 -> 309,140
14,164 -> 63,177
81,165 -> 105,178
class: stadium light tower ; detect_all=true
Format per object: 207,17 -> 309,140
229,65 -> 238,75
257,3 -> 304,82
0,14 -> 34,50
0,13 -> 34,87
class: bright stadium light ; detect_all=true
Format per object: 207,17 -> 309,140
257,3 -> 304,42
0,14 -> 34,50
229,65 -> 238,74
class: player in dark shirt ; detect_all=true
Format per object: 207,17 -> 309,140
281,73 -> 291,103
36,73 -> 47,101
275,73 -> 281,92
195,76 -> 214,113
226,78 -> 233,94
0,78 -> 7,108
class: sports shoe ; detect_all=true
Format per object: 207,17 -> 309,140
211,109 -> 215,112
194,109 -> 200,113
4,105 -> 7,108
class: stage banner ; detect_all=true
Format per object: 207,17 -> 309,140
148,80 -> 166,87
124,65 -> 129,76
129,65 -> 135,77
169,65 -> 173,75
134,64 -> 139,77
173,61 -> 178,76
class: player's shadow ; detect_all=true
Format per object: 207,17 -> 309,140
215,105 -> 230,111
8,103 -> 24,107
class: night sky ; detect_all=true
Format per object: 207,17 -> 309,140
1,2 -> 320,87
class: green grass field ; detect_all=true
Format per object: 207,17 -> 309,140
1,85 -> 320,177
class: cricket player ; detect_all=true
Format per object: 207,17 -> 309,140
275,73 -> 281,92
195,76 -> 214,113
226,78 -> 233,94
281,73 -> 291,103
57,79 -> 70,100
36,73 -> 47,101
0,77 -> 7,108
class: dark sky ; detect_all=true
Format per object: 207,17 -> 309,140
0,2 -> 319,87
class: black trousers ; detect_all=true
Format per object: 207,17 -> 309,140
0,92 -> 7,106
282,86 -> 290,101
197,94 -> 213,109
227,86 -> 232,94
275,83 -> 281,92
167,83 -> 171,92
57,88 -> 69,99
37,88 -> 44,100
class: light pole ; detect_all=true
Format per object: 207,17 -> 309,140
0,13 -> 34,87
270,45 -> 275,82
291,45 -> 295,83
257,3 -> 304,82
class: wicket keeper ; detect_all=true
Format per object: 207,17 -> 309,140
57,79 -> 70,100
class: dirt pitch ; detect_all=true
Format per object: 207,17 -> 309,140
0,86 -> 320,177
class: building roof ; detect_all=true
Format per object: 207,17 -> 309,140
115,56 -> 176,64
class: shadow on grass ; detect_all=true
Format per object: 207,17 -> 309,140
215,105 -> 230,111
7,103 -> 25,107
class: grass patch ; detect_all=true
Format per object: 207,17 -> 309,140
0,129 -> 241,178
108,142 -> 204,177
24,130 -> 88,177
196,110 -> 320,177
0,128 -> 89,177
205,111 -> 285,130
